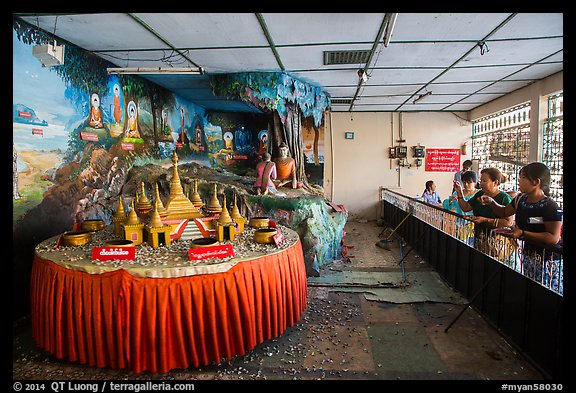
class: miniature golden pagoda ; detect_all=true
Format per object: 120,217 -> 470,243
136,182 -> 153,217
145,198 -> 172,248
189,179 -> 204,209
122,198 -> 145,245
165,151 -> 203,219
204,183 -> 223,216
112,196 -> 128,236
153,182 -> 169,220
230,194 -> 247,233
215,195 -> 237,242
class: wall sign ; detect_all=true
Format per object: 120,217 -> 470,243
425,148 -> 460,172
344,132 -> 354,140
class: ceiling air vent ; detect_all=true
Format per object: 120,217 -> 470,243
323,50 -> 371,65
331,98 -> 353,105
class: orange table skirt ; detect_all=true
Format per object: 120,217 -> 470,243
30,240 -> 308,373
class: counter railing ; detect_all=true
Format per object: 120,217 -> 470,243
379,187 -> 563,379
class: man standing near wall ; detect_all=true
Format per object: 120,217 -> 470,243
454,159 -> 473,186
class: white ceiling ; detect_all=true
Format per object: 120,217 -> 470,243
17,13 -> 563,114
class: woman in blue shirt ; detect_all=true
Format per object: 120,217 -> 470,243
443,170 -> 478,216
421,180 -> 442,206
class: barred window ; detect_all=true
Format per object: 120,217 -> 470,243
542,92 -> 563,210
472,103 -> 531,192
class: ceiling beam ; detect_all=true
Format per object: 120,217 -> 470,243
348,13 -> 394,112
127,13 -> 202,70
394,13 -> 518,112
441,49 -> 564,111
255,13 -> 285,71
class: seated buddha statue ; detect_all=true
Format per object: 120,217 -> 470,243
273,142 -> 297,189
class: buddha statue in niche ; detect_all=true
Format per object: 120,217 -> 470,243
273,142 -> 297,189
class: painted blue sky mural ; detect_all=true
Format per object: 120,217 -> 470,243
13,30 -> 75,152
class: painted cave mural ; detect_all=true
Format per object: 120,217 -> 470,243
13,20 -> 338,321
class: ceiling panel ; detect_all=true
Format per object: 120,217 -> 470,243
480,80 -> 534,94
15,12 -> 563,113
261,13 -> 385,44
458,93 -> 506,104
188,48 -> 280,73
489,13 -> 563,39
458,37 -> 564,67
391,13 -> 512,41
359,84 -> 429,96
427,81 -> 493,95
276,44 -> 374,70
98,50 -> 191,69
503,62 -> 564,82
434,64 -> 526,84
22,14 -> 163,51
135,13 -> 269,47
373,42 -> 477,68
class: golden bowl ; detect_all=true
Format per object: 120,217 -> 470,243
62,230 -> 92,246
104,240 -> 134,248
81,219 -> 105,232
253,228 -> 277,244
248,216 -> 270,228
190,237 -> 219,248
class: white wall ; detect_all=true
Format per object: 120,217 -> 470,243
326,111 -> 470,221
323,71 -> 563,221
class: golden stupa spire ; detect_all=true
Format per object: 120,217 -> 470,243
164,150 -> 202,219
168,151 -> 184,196
154,183 -> 167,214
136,182 -> 152,215
114,196 -> 126,218
189,179 -> 204,208
218,195 -> 233,224
205,183 -> 222,214
230,194 -> 243,219
148,198 -> 164,228
126,198 -> 140,225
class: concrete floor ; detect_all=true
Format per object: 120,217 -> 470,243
12,220 -> 545,381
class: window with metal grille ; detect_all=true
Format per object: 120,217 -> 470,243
472,103 -> 531,193
542,92 -> 563,210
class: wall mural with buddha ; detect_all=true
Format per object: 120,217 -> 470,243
13,21 -> 335,320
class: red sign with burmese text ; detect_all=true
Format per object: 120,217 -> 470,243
188,244 -> 234,261
425,148 -> 460,172
92,247 -> 136,261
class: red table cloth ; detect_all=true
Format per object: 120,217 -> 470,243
30,239 -> 307,373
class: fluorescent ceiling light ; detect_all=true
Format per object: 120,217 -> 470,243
382,13 -> 398,47
107,67 -> 203,75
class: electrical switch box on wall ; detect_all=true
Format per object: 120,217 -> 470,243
395,146 -> 407,158
412,145 -> 425,157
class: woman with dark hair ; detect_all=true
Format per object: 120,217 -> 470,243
421,180 -> 442,206
454,167 -> 514,228
443,170 -> 478,216
454,167 -> 515,259
479,162 -> 563,293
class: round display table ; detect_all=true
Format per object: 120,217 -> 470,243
30,226 -> 307,373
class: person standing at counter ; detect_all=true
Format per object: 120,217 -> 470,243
453,167 -> 514,228
478,162 -> 563,292
421,180 -> 442,206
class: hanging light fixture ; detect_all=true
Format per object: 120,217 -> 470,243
413,91 -> 432,104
